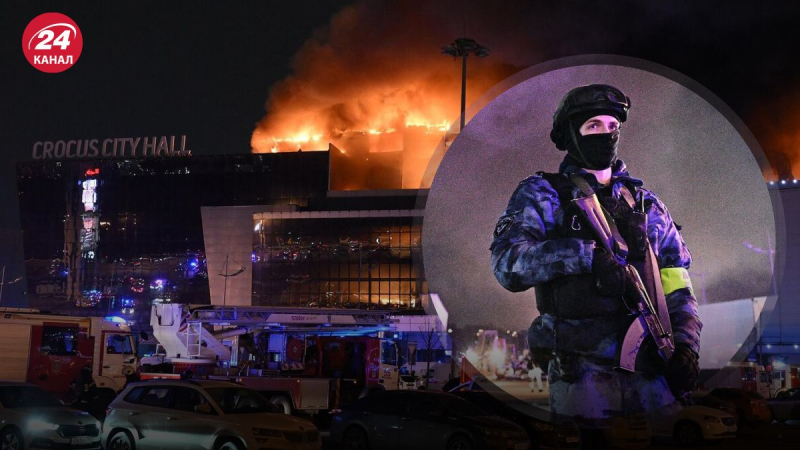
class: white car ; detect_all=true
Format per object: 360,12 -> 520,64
398,374 -> 419,390
0,382 -> 102,450
650,405 -> 736,446
103,379 -> 321,450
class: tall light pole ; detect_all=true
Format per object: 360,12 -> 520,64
442,38 -> 490,131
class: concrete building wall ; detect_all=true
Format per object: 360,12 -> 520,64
201,206 -> 260,306
201,205 -> 295,306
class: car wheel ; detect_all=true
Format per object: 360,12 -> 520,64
0,428 -> 24,450
214,439 -> 242,450
447,434 -> 473,450
270,395 -> 292,415
107,431 -> 135,450
342,427 -> 370,450
674,420 -> 703,447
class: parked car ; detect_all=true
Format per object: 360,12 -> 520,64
694,388 -> 772,428
447,379 -> 646,449
580,414 -> 652,450
767,387 -> 800,423
450,389 -> 580,449
0,382 -> 102,450
398,374 -> 419,390
330,390 -> 530,450
103,379 -> 321,450
650,405 -> 736,446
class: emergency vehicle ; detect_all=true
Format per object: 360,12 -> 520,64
143,303 -> 412,415
0,308 -> 138,402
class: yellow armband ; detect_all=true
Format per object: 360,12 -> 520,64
660,267 -> 693,295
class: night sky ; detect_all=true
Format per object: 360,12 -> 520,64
1,0 -> 798,304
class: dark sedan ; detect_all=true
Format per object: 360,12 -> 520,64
768,387 -> 800,423
451,390 -> 580,449
330,390 -> 530,450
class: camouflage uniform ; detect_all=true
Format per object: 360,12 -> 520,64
491,157 -> 702,418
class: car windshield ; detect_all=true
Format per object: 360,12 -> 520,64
436,395 -> 489,416
206,387 -> 273,414
0,386 -> 62,408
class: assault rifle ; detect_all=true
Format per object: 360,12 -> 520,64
572,193 -> 675,372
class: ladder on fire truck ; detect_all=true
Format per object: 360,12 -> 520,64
185,305 -> 396,330
153,304 -> 398,359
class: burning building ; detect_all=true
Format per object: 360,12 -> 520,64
249,1 -> 521,190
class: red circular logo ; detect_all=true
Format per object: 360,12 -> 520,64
22,13 -> 83,73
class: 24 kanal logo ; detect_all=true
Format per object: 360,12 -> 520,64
22,12 -> 83,73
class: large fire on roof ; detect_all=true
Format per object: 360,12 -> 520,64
250,2 -> 520,190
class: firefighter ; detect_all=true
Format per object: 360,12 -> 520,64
70,365 -> 97,411
490,84 -> 702,419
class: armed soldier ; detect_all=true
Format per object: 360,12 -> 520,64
490,84 -> 702,419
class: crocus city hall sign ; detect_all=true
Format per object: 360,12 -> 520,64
32,135 -> 192,160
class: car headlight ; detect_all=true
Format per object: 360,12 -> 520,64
701,415 -> 722,424
252,428 -> 284,438
28,418 -> 60,432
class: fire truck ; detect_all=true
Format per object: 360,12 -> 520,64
144,303 -> 411,415
0,308 -> 138,402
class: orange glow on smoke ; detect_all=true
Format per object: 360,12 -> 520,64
249,1 -> 522,189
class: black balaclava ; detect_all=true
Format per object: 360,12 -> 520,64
564,110 -> 621,170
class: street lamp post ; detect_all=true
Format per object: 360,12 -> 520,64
442,38 -> 490,131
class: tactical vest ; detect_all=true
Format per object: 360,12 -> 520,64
534,172 -> 651,319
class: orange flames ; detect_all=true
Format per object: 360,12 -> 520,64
250,1 -> 520,189
259,120 -> 448,154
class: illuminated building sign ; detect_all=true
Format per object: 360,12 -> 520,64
31,135 -> 192,160
81,178 -> 99,251
81,179 -> 97,211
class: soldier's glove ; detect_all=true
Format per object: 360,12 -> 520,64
665,344 -> 700,396
592,248 -> 628,298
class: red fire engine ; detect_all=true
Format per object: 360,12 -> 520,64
0,308 -> 138,402
143,303 -> 410,415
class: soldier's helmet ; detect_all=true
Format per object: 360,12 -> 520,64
550,84 -> 631,150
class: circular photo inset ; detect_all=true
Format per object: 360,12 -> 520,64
422,58 -> 778,420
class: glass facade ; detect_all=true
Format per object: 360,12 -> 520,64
16,153 -> 329,324
17,151 -> 429,328
252,210 -> 426,310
